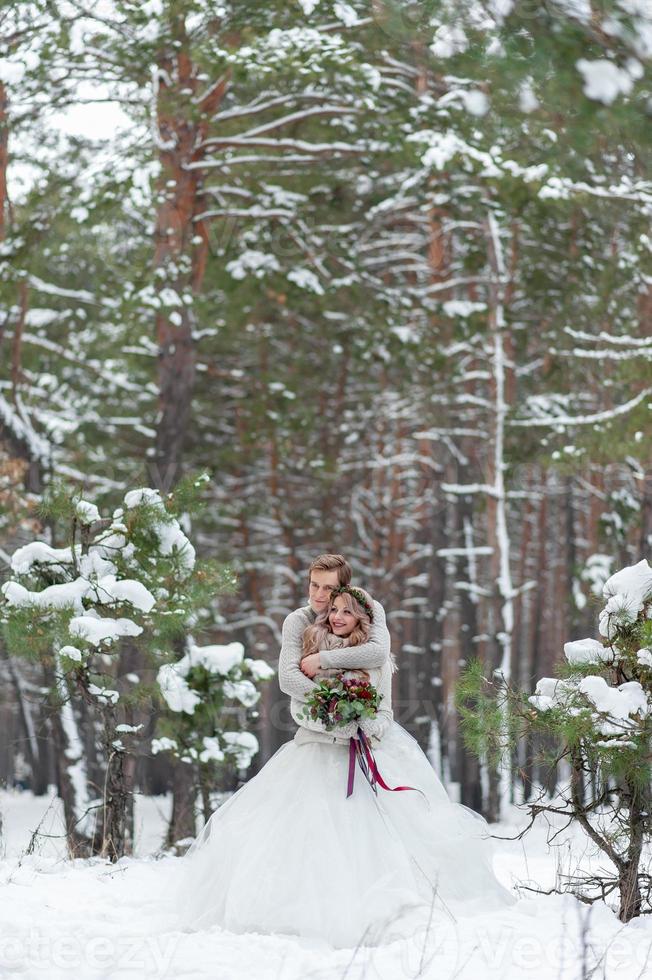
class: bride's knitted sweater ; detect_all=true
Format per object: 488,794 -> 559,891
277,601 -> 396,747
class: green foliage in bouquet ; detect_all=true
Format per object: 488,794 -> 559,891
299,677 -> 382,731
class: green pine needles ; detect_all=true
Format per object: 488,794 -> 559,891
457,558 -> 652,923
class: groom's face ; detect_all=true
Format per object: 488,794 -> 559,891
308,569 -> 341,615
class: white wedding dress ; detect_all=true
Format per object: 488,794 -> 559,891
173,719 -> 516,948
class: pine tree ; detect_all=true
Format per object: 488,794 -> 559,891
0,472 -> 235,859
458,557 -> 652,922
153,638 -> 275,835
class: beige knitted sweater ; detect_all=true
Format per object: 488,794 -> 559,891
277,601 -> 396,747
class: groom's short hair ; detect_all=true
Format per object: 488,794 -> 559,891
308,554 -> 352,587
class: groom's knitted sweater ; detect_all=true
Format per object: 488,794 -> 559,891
277,602 -> 396,747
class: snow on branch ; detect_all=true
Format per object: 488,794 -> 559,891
193,207 -> 294,223
441,482 -> 499,497
511,387 -> 652,428
200,153 -> 318,168
199,105 -> 359,147
0,392 -> 51,464
436,546 -> 494,557
213,92 -> 329,123
563,327 -> 652,348
553,347 -> 652,362
27,275 -> 95,304
194,72 -> 231,111
193,136 -> 374,160
539,176 -> 652,204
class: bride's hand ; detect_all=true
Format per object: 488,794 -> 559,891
300,652 -> 321,678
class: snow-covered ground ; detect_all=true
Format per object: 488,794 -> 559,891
1,787 -> 651,979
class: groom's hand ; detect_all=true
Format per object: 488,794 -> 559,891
300,653 -> 321,678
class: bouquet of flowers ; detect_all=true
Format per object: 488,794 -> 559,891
298,676 -> 382,731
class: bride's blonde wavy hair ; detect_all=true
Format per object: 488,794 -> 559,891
302,587 -> 374,657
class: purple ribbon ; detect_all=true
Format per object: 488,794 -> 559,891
346,726 -> 427,802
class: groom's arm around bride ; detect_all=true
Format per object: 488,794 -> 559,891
277,554 -> 389,700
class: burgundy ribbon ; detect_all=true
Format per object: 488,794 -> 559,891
346,726 -> 427,803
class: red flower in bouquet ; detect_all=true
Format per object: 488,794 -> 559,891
298,677 -> 383,731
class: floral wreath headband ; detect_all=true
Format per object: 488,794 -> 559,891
330,586 -> 374,622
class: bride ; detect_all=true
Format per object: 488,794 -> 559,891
174,585 -> 515,948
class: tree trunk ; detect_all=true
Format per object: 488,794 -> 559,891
45,663 -> 93,858
166,759 -> 196,849
150,21 -> 230,491
150,21 -> 231,837
0,643 -> 50,792
456,489 -> 482,811
164,630 -> 196,846
619,859 -> 643,923
618,777 -> 647,922
524,481 -> 548,798
86,702 -> 136,862
0,81 -> 8,240
96,742 -> 132,861
484,210 -> 515,822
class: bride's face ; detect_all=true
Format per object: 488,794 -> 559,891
329,596 -> 358,637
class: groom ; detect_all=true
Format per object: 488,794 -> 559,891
277,553 -> 390,704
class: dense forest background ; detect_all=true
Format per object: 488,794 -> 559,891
1,1 -> 651,843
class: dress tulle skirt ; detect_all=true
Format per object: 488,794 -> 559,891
174,721 -> 516,948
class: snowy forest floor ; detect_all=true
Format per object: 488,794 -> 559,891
1,788 -> 652,980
